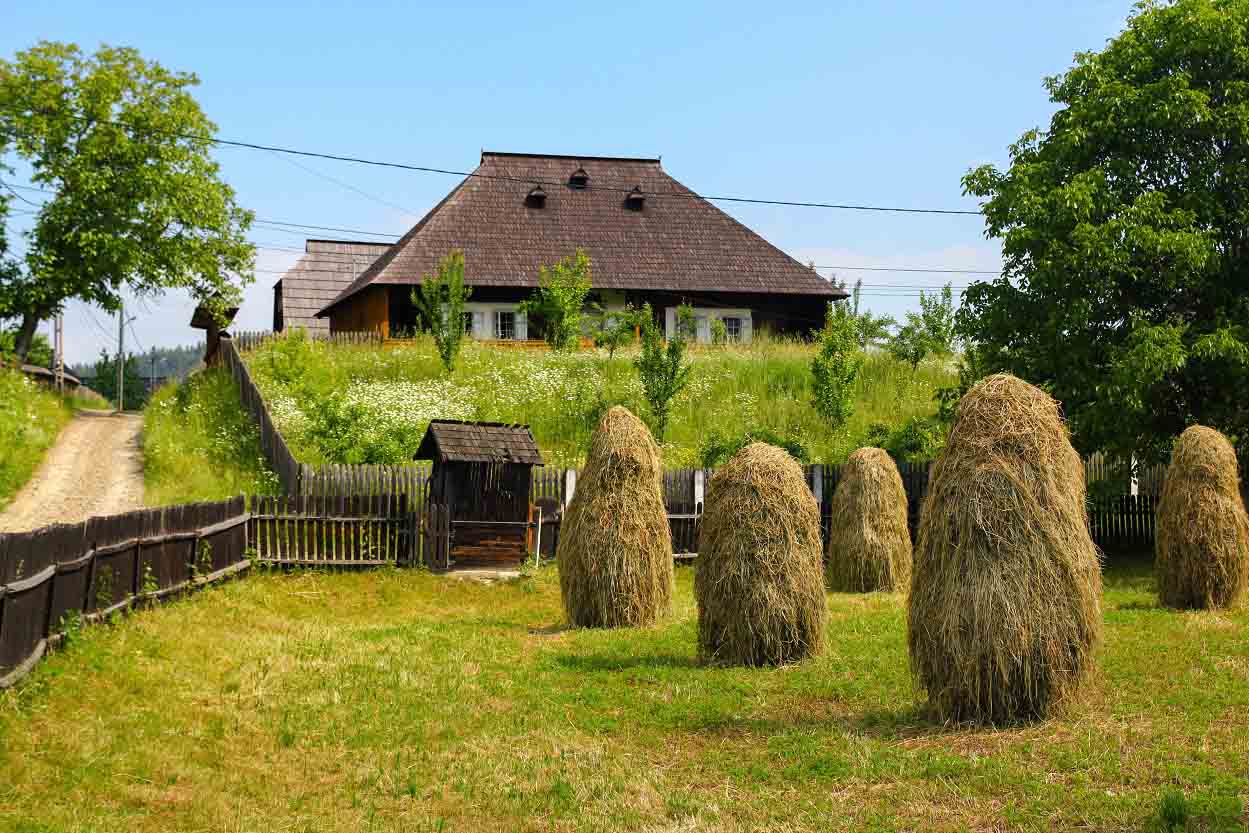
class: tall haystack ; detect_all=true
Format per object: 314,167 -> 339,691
908,374 -> 1102,724
1155,425 -> 1249,610
695,442 -> 827,666
825,447 -> 912,593
557,406 -> 673,627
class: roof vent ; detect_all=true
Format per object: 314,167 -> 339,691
568,166 -> 589,189
625,185 -> 645,210
526,185 -> 547,208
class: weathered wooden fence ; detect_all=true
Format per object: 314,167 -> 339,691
220,335 -> 301,492
221,328 -> 1183,554
0,497 -> 249,689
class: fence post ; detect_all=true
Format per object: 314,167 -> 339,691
810,464 -> 823,506
694,468 -> 705,512
564,469 -> 577,509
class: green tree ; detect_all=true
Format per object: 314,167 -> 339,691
91,350 -> 145,410
633,303 -> 691,440
849,279 -> 896,349
519,249 -> 593,351
588,302 -> 639,360
887,317 -> 930,375
0,329 -> 53,368
412,249 -> 472,373
960,0 -> 1249,463
810,301 -> 864,429
0,42 -> 255,360
917,284 -> 956,356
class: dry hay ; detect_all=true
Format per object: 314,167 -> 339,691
695,442 -> 827,666
557,406 -> 673,627
1155,425 -> 1249,610
907,374 -> 1102,724
825,447 -> 913,593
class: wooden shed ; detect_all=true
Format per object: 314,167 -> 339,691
415,420 -> 543,569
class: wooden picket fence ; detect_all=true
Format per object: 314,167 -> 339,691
0,497 -> 249,690
220,336 -> 301,492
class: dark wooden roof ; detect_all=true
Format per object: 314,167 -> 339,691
317,151 -> 845,317
190,301 -> 239,330
415,420 -> 543,465
274,239 -> 391,333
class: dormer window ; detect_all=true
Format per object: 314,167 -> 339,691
526,185 -> 547,208
625,185 -> 645,210
568,166 -> 589,189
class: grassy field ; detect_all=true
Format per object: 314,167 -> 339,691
242,332 -> 954,468
1,559 -> 1245,832
142,367 -> 281,506
0,368 -> 93,510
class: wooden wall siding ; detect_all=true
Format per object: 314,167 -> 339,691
330,286 -> 390,337
0,496 -> 249,690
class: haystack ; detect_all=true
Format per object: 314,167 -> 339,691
557,406 -> 673,627
695,442 -> 827,666
908,374 -> 1102,724
1155,425 -> 1249,610
825,447 -> 912,593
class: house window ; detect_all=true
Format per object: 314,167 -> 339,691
722,317 -> 742,342
495,310 -> 516,340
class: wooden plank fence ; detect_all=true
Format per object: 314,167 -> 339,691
0,496 -> 249,690
216,330 -> 1189,555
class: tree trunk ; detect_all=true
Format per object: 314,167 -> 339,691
12,312 -> 42,363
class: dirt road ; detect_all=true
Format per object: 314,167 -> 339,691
0,411 -> 145,533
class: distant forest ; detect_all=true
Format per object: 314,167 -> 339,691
70,342 -> 204,382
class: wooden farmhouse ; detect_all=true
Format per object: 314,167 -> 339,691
272,151 -> 846,343
415,420 -> 543,570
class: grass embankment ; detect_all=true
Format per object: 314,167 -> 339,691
142,367 -> 281,505
244,332 -> 954,467
0,560 -> 1244,831
0,368 -> 82,509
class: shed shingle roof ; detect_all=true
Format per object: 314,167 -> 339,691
415,420 -> 544,465
317,152 -> 843,317
276,240 -> 391,332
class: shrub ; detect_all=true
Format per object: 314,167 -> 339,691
811,301 -> 863,430
1155,425 -> 1249,610
412,250 -> 472,372
908,374 -> 1102,724
695,443 -> 827,665
557,406 -> 673,627
519,249 -> 593,351
698,427 -> 809,468
633,303 -> 690,441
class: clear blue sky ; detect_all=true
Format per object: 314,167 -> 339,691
2,0 -> 1134,363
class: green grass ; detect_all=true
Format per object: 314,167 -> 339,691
142,367 -> 281,506
2,559 -> 1246,832
244,332 -> 954,467
0,368 -> 79,510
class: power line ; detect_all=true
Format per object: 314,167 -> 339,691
22,115 -> 984,216
269,150 -> 418,216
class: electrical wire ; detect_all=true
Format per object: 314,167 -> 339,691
17,115 -> 984,216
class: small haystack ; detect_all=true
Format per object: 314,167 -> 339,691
908,374 -> 1102,724
1155,425 -> 1249,610
825,447 -> 912,593
695,443 -> 827,666
557,406 -> 673,627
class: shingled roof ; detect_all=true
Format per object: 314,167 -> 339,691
317,152 -> 843,317
275,240 -> 391,332
414,420 -> 544,465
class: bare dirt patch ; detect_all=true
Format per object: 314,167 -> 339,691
0,410 -> 145,532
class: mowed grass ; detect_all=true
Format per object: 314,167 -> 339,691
1,559 -> 1246,832
142,367 -> 281,506
244,332 -> 953,467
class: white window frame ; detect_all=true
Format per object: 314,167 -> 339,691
664,307 -> 753,344
462,302 -> 528,341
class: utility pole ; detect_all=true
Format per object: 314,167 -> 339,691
53,314 -> 64,394
116,300 -> 124,414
